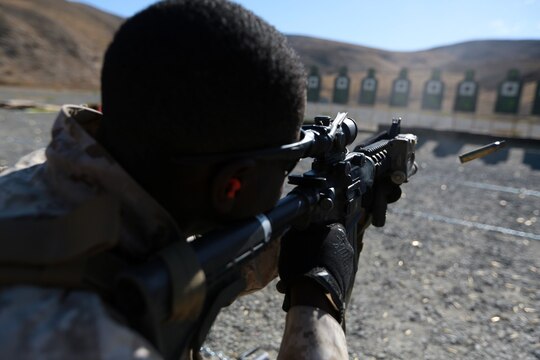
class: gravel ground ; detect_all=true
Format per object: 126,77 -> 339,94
1,90 -> 538,360
206,130 -> 540,360
0,86 -> 99,169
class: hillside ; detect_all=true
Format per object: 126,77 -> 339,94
0,0 -> 539,104
288,36 -> 540,90
0,0 -> 121,88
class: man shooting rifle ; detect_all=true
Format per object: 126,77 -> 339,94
0,1 -> 416,359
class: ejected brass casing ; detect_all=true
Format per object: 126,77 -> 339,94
459,140 -> 506,163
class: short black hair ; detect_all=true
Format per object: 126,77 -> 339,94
99,0 -> 306,184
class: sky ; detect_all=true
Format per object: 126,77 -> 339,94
73,0 -> 540,51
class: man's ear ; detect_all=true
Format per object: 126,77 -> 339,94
212,159 -> 256,214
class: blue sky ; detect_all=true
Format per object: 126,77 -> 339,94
73,0 -> 540,51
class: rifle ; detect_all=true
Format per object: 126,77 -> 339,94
114,112 -> 418,359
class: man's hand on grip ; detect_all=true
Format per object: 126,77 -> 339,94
277,223 -> 357,324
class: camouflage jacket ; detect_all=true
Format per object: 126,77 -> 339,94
0,106 -> 347,359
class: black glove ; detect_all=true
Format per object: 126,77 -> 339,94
277,181 -> 402,323
277,223 -> 358,324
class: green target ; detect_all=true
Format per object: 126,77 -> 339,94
532,80 -> 540,116
421,69 -> 444,110
332,67 -> 350,105
454,70 -> 478,113
494,69 -> 522,114
358,68 -> 378,105
389,68 -> 410,107
307,66 -> 321,103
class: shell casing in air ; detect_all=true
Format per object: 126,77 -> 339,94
459,141 -> 506,163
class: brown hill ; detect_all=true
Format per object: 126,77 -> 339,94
287,36 -> 540,114
0,0 -> 538,114
288,36 -> 540,89
0,0 -> 121,89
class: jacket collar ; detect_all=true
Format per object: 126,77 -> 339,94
44,105 -> 183,259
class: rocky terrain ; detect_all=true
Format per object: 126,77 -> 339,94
289,36 -> 540,90
204,127 -> 540,360
1,1 -> 539,358
1,0 -> 539,113
1,88 -> 538,359
0,0 -> 120,88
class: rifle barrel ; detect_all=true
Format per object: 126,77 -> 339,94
192,189 -> 316,279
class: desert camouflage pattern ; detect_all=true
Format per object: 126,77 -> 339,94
0,105 -> 345,359
0,104 -> 278,284
0,286 -> 161,360
0,105 -> 183,258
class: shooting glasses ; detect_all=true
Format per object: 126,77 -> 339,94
170,113 -> 357,175
170,130 -> 315,175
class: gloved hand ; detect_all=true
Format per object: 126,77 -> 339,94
277,179 -> 402,324
277,222 -> 360,324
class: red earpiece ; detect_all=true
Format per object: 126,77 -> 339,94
225,178 -> 242,199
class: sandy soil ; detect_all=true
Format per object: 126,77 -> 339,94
1,93 -> 538,360
205,130 -> 540,360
